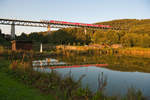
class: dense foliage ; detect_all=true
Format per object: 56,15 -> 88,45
16,19 -> 150,47
0,35 -> 11,46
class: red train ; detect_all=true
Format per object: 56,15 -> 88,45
50,20 -> 111,28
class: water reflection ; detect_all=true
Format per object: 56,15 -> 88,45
33,66 -> 150,97
32,58 -> 66,66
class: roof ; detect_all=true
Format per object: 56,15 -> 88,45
11,40 -> 32,44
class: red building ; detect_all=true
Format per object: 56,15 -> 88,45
11,40 -> 32,51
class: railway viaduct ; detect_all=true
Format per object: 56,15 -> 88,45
0,18 -> 121,40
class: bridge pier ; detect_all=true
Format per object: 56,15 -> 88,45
40,43 -> 43,53
11,22 -> 15,40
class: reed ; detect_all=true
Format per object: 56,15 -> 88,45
55,45 -> 150,58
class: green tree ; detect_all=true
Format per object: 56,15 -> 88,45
121,33 -> 139,47
17,32 -> 28,40
140,34 -> 150,48
105,30 -> 120,45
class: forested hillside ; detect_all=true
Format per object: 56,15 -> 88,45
15,19 -> 150,48
90,19 -> 150,47
97,19 -> 150,34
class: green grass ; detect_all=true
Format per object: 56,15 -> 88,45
0,58 -> 55,100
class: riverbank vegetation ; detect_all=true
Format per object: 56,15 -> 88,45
0,50 -> 149,100
0,62 -> 55,100
55,46 -> 150,58
53,49 -> 150,73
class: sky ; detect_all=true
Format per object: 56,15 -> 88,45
0,0 -> 150,35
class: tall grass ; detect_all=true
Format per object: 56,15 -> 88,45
118,47 -> 150,58
56,46 -> 150,58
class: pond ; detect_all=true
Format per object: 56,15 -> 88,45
33,66 -> 150,98
33,55 -> 150,98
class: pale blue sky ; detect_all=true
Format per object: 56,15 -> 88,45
0,0 -> 150,35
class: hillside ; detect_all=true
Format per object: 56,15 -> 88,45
96,19 -> 150,34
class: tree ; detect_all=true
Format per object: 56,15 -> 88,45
140,34 -> 150,48
0,29 -> 2,34
121,33 -> 139,47
92,30 -> 106,44
17,32 -> 28,40
105,31 -> 119,45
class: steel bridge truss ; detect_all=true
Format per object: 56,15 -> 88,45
0,18 -> 120,29
0,18 -> 70,28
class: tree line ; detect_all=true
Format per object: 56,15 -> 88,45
16,27 -> 150,48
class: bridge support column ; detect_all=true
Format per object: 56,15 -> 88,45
11,22 -> 15,40
47,25 -> 51,34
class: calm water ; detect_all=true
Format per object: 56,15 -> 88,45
34,65 -> 150,97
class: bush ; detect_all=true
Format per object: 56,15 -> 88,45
0,45 -> 4,54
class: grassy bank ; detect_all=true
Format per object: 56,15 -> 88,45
0,58 -> 55,100
0,73 -> 55,100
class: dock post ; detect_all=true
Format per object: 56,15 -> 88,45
40,43 -> 43,53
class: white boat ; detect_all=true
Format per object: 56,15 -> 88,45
32,58 -> 66,66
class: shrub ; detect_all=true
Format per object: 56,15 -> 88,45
0,45 -> 4,54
